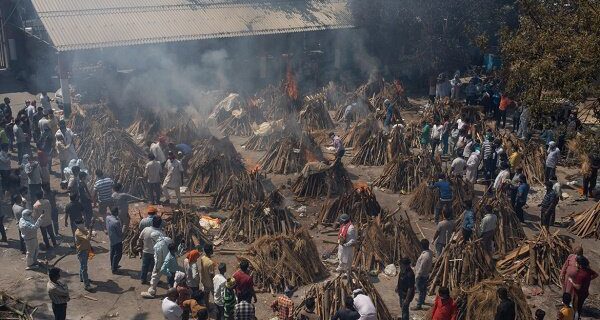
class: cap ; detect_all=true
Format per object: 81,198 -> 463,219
339,214 -> 350,223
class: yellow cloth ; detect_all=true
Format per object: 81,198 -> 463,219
509,151 -> 522,168
199,256 -> 215,289
558,306 -> 574,320
75,228 -> 92,253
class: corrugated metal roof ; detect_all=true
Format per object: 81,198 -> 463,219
31,0 -> 353,52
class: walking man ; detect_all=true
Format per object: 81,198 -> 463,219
162,151 -> 184,205
337,214 -> 357,279
144,153 -> 162,205
33,191 -> 57,250
479,206 -> 498,256
106,207 -> 123,274
138,216 -> 164,285
93,169 -> 114,219
430,174 -> 453,224
19,209 -> 43,269
545,141 -> 560,183
47,267 -> 69,320
111,182 -> 144,232
413,239 -> 433,310
396,258 -> 415,320
74,219 -> 93,291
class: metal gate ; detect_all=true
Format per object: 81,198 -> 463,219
0,9 -> 7,69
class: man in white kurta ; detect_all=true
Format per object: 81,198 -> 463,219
162,152 -> 184,205
465,150 -> 481,184
337,214 -> 357,278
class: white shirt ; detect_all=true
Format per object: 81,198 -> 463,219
140,226 -> 163,254
431,124 -> 443,140
451,157 -> 466,176
493,169 -> 510,190
480,213 -> 498,234
150,142 -> 166,163
213,273 -> 227,307
145,160 -> 162,184
353,294 -> 377,319
162,297 -> 183,320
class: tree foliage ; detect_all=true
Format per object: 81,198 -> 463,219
348,0 -> 515,77
501,0 -> 600,118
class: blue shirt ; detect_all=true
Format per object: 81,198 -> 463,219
433,180 -> 453,200
516,183 -> 530,203
176,143 -> 192,155
105,214 -> 123,245
462,209 -> 475,231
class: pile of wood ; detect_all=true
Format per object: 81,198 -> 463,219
218,201 -> 298,243
501,132 -> 546,185
568,201 -> 600,239
373,155 -> 441,194
318,185 -> 383,225
77,127 -> 149,197
298,93 -> 335,131
296,271 -> 393,320
0,292 -> 37,320
353,213 -> 421,272
428,241 -> 497,294
292,162 -> 353,198
127,110 -> 161,145
342,116 -> 379,148
258,134 -> 323,174
454,279 -> 534,320
257,84 -> 299,121
187,136 -> 246,193
350,131 -> 391,166
164,119 -> 210,146
496,228 -> 571,286
409,177 -> 474,219
211,170 -> 266,210
218,109 -> 253,137
238,229 -> 328,293
163,209 -> 212,250
243,127 -> 284,151
123,225 -> 142,257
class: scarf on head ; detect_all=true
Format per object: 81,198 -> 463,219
187,249 -> 200,263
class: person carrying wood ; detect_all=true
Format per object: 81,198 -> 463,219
336,213 -> 357,279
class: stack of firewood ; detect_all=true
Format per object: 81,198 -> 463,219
187,136 -> 246,193
0,292 -> 37,320
257,84 -> 298,121
410,177 -> 474,219
258,134 -> 323,174
218,109 -> 253,137
296,271 -> 393,320
342,116 -> 379,148
211,170 -> 266,210
163,209 -> 213,250
318,185 -> 383,225
127,110 -> 161,145
455,279 -> 534,320
373,155 -> 441,194
164,119 -> 210,146
243,130 -> 284,151
298,93 -> 335,131
428,241 -> 497,294
238,229 -> 328,293
292,162 -> 353,198
568,201 -> 600,239
496,228 -> 571,286
477,192 -> 526,255
350,131 -> 392,166
501,132 -> 546,185
218,201 -> 298,243
353,213 -> 421,272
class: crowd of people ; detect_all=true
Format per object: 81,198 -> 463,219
0,72 -> 597,320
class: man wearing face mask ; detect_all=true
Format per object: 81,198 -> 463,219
19,209 -> 43,270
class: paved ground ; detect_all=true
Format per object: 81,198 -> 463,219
0,96 -> 598,319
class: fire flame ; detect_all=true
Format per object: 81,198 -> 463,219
353,181 -> 369,191
285,64 -> 299,101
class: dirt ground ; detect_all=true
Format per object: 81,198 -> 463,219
0,92 -> 599,319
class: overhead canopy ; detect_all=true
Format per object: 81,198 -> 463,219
30,0 -> 353,52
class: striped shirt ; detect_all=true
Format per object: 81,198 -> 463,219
94,177 -> 114,202
47,280 -> 70,304
482,141 -> 493,160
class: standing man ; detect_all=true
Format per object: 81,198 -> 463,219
497,94 -> 511,129
482,135 -> 495,183
162,151 -> 184,206
213,262 -> 227,320
47,267 -> 69,320
384,99 -> 394,129
429,174 -> 453,224
271,286 -> 295,320
337,214 -> 357,279
138,205 -> 161,230
234,292 -> 256,320
74,219 -> 93,291
441,116 -> 451,156
40,91 -> 52,113
581,154 -> 598,200
413,239 -> 433,310
12,194 -> 26,253
342,103 -> 356,130
64,194 -> 84,243
138,216 -> 164,285
352,288 -> 376,320
142,233 -> 173,298
461,201 -> 475,241
396,258 -> 415,320
106,207 -> 123,274
540,181 -> 559,230
93,169 -> 114,219
493,163 -> 511,192
33,191 -> 57,250
494,287 -> 516,320
479,207 -> 498,256
162,288 -> 183,320
430,119 -> 443,160
545,141 -> 560,183
450,153 -> 466,178
199,244 -> 216,307
0,145 -> 11,197
111,182 -> 144,232
19,209 -> 43,270
23,154 -> 42,209
420,121 -> 431,154
78,172 -> 94,229
232,259 -> 257,303
329,132 -> 346,164
150,136 -> 167,164
144,153 -> 162,205
514,175 -> 529,222
433,213 -> 455,256
13,118 -> 29,163
450,74 -> 461,100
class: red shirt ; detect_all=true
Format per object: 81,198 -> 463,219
573,268 -> 597,298
431,296 -> 457,320
232,270 -> 254,297
499,96 -> 511,111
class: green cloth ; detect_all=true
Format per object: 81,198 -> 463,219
223,287 -> 236,319
420,124 -> 431,145
0,129 -> 8,144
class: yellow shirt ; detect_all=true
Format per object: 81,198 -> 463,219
75,228 -> 92,253
199,255 -> 215,289
558,306 -> 574,320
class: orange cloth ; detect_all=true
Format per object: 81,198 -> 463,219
187,250 -> 200,263
499,95 -> 511,111
147,206 -> 158,213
